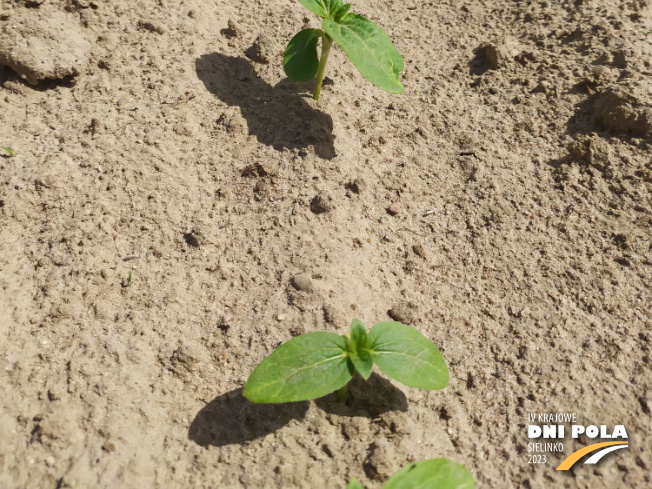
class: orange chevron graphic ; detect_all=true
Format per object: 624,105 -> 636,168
556,441 -> 628,470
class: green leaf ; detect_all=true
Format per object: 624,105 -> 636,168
284,28 -> 322,82
297,0 -> 328,18
383,458 -> 475,489
333,3 -> 352,22
243,332 -> 354,403
350,350 -> 373,380
349,318 -> 369,352
324,0 -> 351,21
348,318 -> 373,379
0,146 -> 14,157
347,478 -> 365,489
322,14 -> 404,93
369,322 -> 448,390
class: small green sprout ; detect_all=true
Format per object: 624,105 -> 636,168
128,271 -> 132,284
1,146 -> 14,157
284,0 -> 404,100
348,458 -> 475,489
243,319 -> 448,403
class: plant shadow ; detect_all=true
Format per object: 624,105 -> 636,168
188,388 -> 309,447
468,47 -> 493,76
315,372 -> 408,418
195,53 -> 336,159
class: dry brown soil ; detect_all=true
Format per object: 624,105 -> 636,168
1,0 -> 651,488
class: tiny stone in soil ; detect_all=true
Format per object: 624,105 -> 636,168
388,302 -> 416,324
387,202 -> 401,215
310,192 -> 335,214
291,273 -> 314,292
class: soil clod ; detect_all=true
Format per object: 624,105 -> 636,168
310,192 -> 335,214
246,35 -> 274,64
291,273 -> 314,292
0,9 -> 90,85
388,302 -> 416,324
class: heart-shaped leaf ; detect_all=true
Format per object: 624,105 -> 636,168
284,28 -> 323,82
349,318 -> 369,352
369,322 -> 448,390
243,332 -> 354,403
383,458 -> 475,489
322,13 -> 404,93
348,318 -> 373,379
350,350 -> 373,380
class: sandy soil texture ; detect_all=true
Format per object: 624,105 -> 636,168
1,0 -> 651,488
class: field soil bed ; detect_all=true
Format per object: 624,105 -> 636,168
1,0 -> 651,488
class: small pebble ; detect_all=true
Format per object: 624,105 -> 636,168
102,441 -> 116,453
323,303 -> 342,325
310,192 -> 335,214
291,273 -> 314,292
277,314 -> 287,321
412,244 -> 426,259
387,202 -> 401,215
289,323 -> 305,337
388,301 -> 416,324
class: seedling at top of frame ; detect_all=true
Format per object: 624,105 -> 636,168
283,0 -> 404,100
243,319 -> 448,403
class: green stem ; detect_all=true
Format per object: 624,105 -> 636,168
336,383 -> 348,403
313,34 -> 333,101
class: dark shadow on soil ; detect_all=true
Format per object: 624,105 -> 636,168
546,86 -> 651,169
188,388 -> 309,447
195,53 -> 335,159
468,46 -> 493,76
0,63 -> 12,85
314,373 -> 408,418
564,91 -> 598,138
564,80 -> 652,141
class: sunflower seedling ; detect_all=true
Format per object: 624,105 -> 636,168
347,458 -> 475,489
243,319 -> 448,403
284,0 -> 404,100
